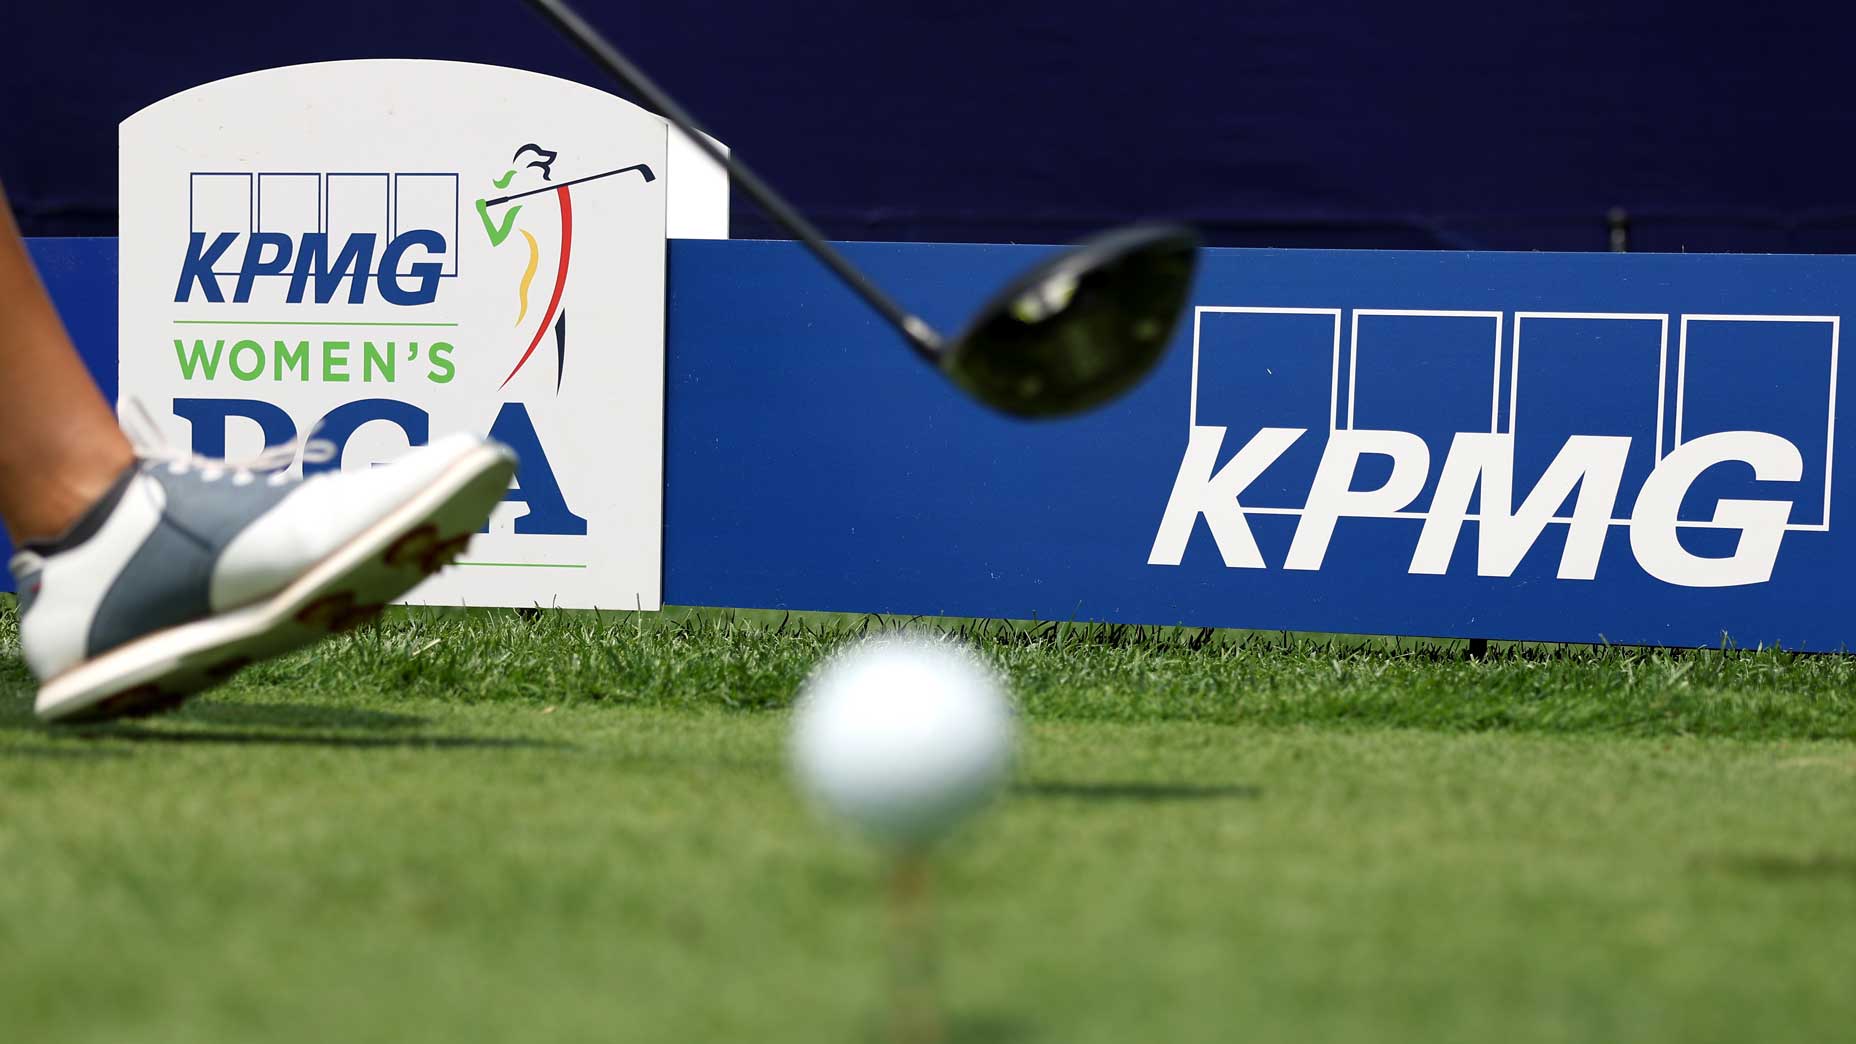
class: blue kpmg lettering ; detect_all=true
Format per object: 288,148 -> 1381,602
173,230 -> 447,305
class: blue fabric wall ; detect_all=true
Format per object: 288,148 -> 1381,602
5,1 -> 1853,251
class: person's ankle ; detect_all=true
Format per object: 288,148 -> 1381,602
3,454 -> 137,549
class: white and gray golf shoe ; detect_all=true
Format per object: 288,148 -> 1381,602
9,432 -> 516,724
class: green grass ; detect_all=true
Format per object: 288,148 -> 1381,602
2,601 -> 1854,1043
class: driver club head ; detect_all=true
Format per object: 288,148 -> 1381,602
940,224 -> 1201,418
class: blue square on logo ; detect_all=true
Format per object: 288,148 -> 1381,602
1192,308 -> 1339,510
1678,317 -> 1835,528
1346,311 -> 1501,510
1511,313 -> 1665,518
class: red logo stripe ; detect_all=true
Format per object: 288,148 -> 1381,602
500,185 -> 574,388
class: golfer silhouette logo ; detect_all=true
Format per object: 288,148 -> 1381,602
475,144 -> 656,392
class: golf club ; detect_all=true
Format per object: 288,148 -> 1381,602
523,0 -> 1201,418
482,162 -> 656,207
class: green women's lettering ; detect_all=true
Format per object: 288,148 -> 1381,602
173,338 -> 224,380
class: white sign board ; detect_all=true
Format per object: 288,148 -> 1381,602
120,60 -> 720,609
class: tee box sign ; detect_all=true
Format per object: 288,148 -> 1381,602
119,60 -> 711,610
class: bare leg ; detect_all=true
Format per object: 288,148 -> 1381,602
0,188 -> 134,545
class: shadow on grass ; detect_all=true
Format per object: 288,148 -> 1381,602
0,666 -> 553,750
69,724 -> 567,751
1696,851 -> 1856,881
1013,780 -> 1261,802
172,701 -> 431,731
0,744 -> 132,760
949,1014 -> 1038,1043
1,691 -> 563,752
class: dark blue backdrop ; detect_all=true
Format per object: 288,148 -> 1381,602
6,1 -> 1855,251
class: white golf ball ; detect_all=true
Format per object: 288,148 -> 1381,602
791,635 -> 1015,846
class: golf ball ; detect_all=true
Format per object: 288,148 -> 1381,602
790,635 -> 1015,846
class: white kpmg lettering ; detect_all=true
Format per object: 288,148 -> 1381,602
1149,427 -> 1801,588
1148,426 -> 1304,568
1411,433 -> 1628,580
1283,429 -> 1429,571
1628,431 -> 1800,588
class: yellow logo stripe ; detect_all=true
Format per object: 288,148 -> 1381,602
515,228 -> 540,325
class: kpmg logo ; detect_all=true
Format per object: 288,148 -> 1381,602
121,60 -> 686,608
174,171 -> 458,305
1151,308 -> 1841,588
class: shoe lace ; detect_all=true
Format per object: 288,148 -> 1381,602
123,398 -> 337,487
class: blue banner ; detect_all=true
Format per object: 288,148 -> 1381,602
29,238 -> 1856,648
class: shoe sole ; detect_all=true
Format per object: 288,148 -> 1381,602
35,444 -> 518,724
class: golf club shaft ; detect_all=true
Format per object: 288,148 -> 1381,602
523,0 -> 944,359
484,163 -> 656,207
